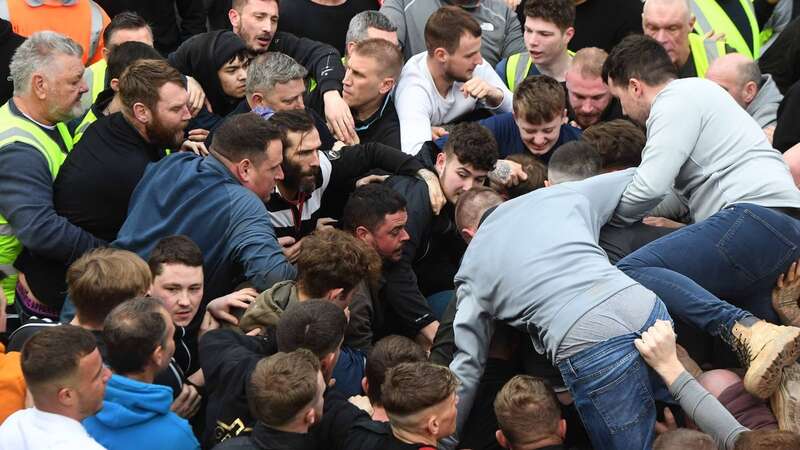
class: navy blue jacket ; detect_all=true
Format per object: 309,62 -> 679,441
114,153 -> 296,303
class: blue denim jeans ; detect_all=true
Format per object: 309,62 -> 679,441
558,299 -> 672,450
618,204 -> 800,332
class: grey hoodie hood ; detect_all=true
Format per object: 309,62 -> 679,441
747,74 -> 783,128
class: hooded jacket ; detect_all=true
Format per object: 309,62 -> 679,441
0,18 -> 24,105
747,74 -> 783,128
169,30 -> 248,117
83,374 -> 199,450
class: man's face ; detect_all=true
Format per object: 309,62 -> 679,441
515,113 -> 565,155
435,393 -> 459,439
218,56 -> 249,99
244,138 -> 285,201
45,53 -> 88,122
74,349 -> 111,419
443,33 -> 484,83
257,79 -> 305,111
524,17 -> 571,67
367,210 -> 410,262
565,69 -> 612,128
150,263 -> 204,327
159,309 -> 177,370
436,153 -> 489,204
146,82 -> 191,148
343,52 -> 390,110
107,27 -> 154,50
642,3 -> 693,67
366,27 -> 399,47
230,0 -> 279,53
608,81 -> 651,126
282,129 -> 321,193
310,370 -> 326,422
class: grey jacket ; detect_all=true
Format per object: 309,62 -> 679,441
747,74 -> 783,128
612,78 -> 800,226
449,169 -> 643,440
379,0 -> 524,67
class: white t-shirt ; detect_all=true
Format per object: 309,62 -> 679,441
0,408 -> 107,450
395,51 -> 513,154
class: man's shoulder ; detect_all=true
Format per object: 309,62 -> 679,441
7,318 -> 61,352
212,435 -> 255,450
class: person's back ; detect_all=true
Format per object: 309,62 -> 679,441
114,113 -> 295,303
82,298 -> 199,450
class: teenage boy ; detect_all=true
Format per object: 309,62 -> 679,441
496,0 -> 575,90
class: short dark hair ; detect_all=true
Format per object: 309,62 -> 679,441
211,112 -> 283,164
455,186 -> 504,232
581,119 -> 645,169
494,375 -> 562,447
107,41 -> 163,81
103,11 -> 151,47
148,235 -> 204,278
732,430 -> 800,450
502,153 -> 547,198
424,6 -> 481,54
443,122 -> 498,172
268,109 -> 316,154
296,229 -> 380,299
352,38 -> 404,78
21,325 -> 97,397
118,58 -> 186,112
524,0 -> 576,31
654,429 -> 715,450
547,141 -> 603,184
102,297 -> 170,374
365,336 -> 427,405
232,0 -> 279,11
247,349 -> 321,427
513,75 -> 565,125
382,362 -> 459,420
602,34 -> 678,87
67,248 -> 152,327
277,299 -> 347,358
342,183 -> 407,233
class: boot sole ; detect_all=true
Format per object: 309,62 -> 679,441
744,327 -> 800,399
771,363 -> 800,432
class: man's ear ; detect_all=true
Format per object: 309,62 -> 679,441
361,377 -> 369,395
558,418 -> 567,439
235,158 -> 254,184
561,108 -> 568,124
354,225 -> 372,243
109,78 -> 120,92
460,227 -> 475,243
743,81 -> 758,104
544,179 -> 551,187
325,287 -> 346,303
564,26 -> 575,43
303,407 -> 317,427
132,102 -> 151,124
56,386 -> 76,408
426,414 -> 440,438
320,351 -> 337,376
152,343 -> 167,369
31,73 -> 48,100
435,151 -> 447,175
496,430 -> 510,449
379,77 -> 396,96
228,8 -> 241,30
433,47 -> 448,63
629,78 -> 643,97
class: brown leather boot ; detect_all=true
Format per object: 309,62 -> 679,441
732,321 -> 800,399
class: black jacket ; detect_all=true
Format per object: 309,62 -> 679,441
270,31 -> 345,95
169,31 -> 248,117
213,423 -> 316,450
775,80 -> 800,152
0,19 -> 24,105
200,328 -> 277,449
344,419 -> 438,450
355,95 -> 401,150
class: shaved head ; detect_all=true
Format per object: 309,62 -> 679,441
706,54 -> 761,108
643,0 -> 691,21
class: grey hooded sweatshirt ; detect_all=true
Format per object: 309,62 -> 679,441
747,74 -> 783,128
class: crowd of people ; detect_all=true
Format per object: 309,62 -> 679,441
1,0 -> 800,449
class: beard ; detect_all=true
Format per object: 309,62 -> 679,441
239,26 -> 272,53
146,115 -> 185,149
282,158 -> 320,194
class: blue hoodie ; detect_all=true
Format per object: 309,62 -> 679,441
83,374 -> 199,450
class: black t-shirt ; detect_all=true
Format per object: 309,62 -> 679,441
569,0 -> 643,53
278,0 -> 377,55
760,16 -> 800,95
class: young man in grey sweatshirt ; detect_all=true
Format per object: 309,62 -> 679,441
604,35 -> 800,397
446,169 -> 798,450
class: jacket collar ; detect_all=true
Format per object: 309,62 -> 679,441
250,422 -> 316,450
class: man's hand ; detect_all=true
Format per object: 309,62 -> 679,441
488,159 -> 528,188
634,320 -> 684,385
171,383 -> 202,418
764,126 -> 775,144
504,0 -> 522,9
324,91 -> 357,145
186,76 -> 208,117
279,236 -> 303,263
206,288 -> 258,325
703,30 -> 727,42
415,320 -> 440,352
431,126 -> 449,140
316,217 -> 338,232
187,128 -> 209,143
348,395 -> 374,416
643,216 -> 685,229
655,407 -> 679,434
355,174 -> 389,187
417,169 -> 446,215
461,77 -> 504,108
180,139 -> 208,156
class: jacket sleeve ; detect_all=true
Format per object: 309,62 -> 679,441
569,168 -> 636,229
327,142 -> 424,192
380,260 -> 436,337
379,0 -> 408,57
272,31 -> 344,94
0,145 -> 106,264
199,328 -> 275,394
446,282 -> 495,449
395,80 -> 434,155
226,189 -> 297,290
176,0 -> 208,39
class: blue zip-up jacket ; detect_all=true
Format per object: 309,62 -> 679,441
114,152 -> 296,303
83,374 -> 199,450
